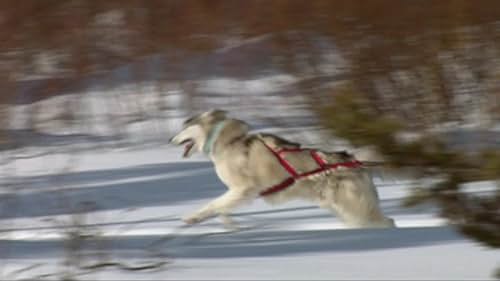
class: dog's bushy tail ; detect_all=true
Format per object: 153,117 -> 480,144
360,161 -> 386,167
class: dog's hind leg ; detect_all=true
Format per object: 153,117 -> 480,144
319,174 -> 395,228
325,201 -> 395,228
183,189 -> 253,226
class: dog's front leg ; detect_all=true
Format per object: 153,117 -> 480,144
183,189 -> 252,225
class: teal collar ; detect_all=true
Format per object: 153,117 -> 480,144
203,121 -> 227,155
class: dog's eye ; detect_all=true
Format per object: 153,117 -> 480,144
183,116 -> 197,127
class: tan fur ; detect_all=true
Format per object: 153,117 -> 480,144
170,110 -> 395,229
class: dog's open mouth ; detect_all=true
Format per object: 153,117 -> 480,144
181,139 -> 195,158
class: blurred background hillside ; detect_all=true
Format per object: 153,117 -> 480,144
0,1 -> 499,279
1,1 -> 500,130
3,1 -> 500,143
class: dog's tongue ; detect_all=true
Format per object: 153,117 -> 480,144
183,141 -> 194,158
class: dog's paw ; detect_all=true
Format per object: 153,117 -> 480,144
220,215 -> 240,231
222,222 -> 240,231
182,215 -> 202,225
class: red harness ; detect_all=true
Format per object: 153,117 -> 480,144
259,143 -> 363,196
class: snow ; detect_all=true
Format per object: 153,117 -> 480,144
1,80 -> 499,280
197,75 -> 297,95
2,140 -> 499,280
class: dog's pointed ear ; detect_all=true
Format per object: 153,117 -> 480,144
210,109 -> 228,119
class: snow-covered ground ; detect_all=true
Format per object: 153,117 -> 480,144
1,143 -> 499,280
1,81 -> 499,280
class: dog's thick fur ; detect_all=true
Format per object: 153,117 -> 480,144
170,110 -> 395,228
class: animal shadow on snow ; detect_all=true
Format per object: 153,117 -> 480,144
102,225 -> 464,259
3,225 -> 463,260
0,162 -> 221,219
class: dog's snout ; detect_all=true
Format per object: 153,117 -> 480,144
168,136 -> 174,143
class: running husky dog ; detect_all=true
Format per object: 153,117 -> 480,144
170,110 -> 395,229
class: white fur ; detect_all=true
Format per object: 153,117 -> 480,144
171,111 -> 395,229
170,124 -> 206,157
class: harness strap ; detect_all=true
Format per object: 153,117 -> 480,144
299,160 -> 363,178
259,177 -> 296,196
259,142 -> 363,197
262,142 -> 299,178
277,148 -> 303,153
310,150 -> 327,167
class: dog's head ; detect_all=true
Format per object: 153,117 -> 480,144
170,109 -> 229,158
